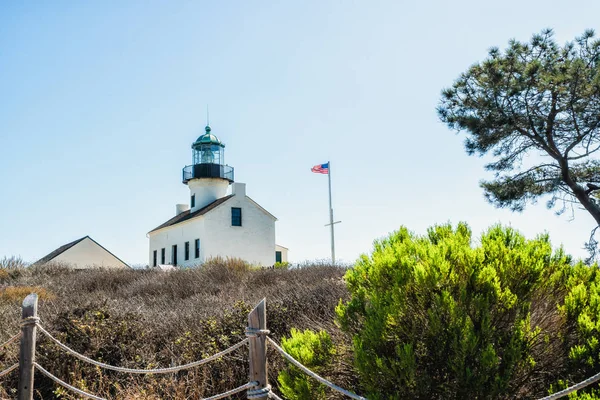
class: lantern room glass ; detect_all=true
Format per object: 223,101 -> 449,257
193,144 -> 224,165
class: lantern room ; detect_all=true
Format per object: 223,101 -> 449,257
192,125 -> 225,165
182,125 -> 234,184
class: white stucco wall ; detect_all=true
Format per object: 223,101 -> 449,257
188,178 -> 230,211
52,237 -> 129,269
202,195 -> 275,266
149,216 -> 206,267
149,187 -> 276,267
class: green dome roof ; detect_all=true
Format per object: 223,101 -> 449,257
192,125 -> 225,148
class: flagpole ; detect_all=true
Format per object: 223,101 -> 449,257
328,161 -> 335,265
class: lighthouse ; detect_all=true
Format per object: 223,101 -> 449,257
148,123 -> 280,268
183,125 -> 234,212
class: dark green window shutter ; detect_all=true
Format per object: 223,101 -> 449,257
231,207 -> 242,226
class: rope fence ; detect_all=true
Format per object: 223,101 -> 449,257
268,392 -> 284,400
267,337 -> 367,400
0,332 -> 21,379
205,381 -> 258,400
37,324 -> 249,374
6,294 -> 371,400
0,363 -> 18,378
35,362 -> 106,400
11,292 -> 600,400
35,361 -> 257,400
1,332 -> 20,348
538,372 -> 600,400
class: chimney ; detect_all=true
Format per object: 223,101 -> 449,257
232,182 -> 246,197
176,204 -> 190,216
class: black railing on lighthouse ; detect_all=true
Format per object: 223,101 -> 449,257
182,164 -> 234,183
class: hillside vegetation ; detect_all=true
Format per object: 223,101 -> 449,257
3,223 -> 600,399
0,260 -> 353,399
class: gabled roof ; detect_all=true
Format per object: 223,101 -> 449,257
149,195 -> 235,233
32,236 -> 131,268
33,236 -> 87,266
246,196 -> 277,221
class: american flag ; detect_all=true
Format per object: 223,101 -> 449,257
311,162 -> 329,174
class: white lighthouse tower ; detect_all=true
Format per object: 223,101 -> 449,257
148,124 -> 279,268
183,124 -> 234,211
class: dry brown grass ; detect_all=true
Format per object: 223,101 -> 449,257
0,257 -> 27,270
0,286 -> 56,303
0,260 -> 354,399
0,269 -> 9,281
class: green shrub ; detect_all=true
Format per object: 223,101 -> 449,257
559,261 -> 600,381
277,328 -> 336,400
547,381 -> 600,400
570,390 -> 600,400
274,261 -> 290,269
336,223 -> 578,399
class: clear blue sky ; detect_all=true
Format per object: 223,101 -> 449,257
1,1 -> 599,265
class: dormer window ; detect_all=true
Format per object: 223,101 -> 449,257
231,207 -> 242,226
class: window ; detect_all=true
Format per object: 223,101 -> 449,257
153,250 -> 157,267
191,194 -> 195,208
161,248 -> 165,264
172,245 -> 178,265
231,207 -> 242,226
184,241 -> 190,261
276,251 -> 282,263
195,239 -> 200,258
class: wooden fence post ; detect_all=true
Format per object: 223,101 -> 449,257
248,298 -> 268,400
18,293 -> 38,400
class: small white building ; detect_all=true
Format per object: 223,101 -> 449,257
148,124 -> 282,267
33,236 -> 129,269
275,245 -> 289,263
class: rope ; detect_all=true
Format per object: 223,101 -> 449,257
0,332 -> 20,348
0,363 -> 18,378
37,323 -> 248,374
34,362 -> 107,400
20,316 -> 40,327
246,327 -> 270,337
248,384 -> 271,399
269,391 -> 284,400
267,337 -> 367,400
204,381 -> 257,400
35,363 -> 256,400
538,372 -> 600,400
37,361 -> 255,400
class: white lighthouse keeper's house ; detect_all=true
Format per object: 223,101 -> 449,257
148,125 -> 277,267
